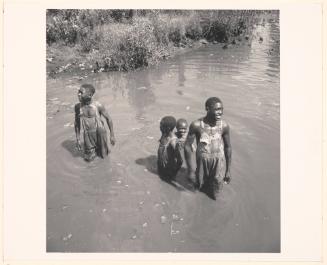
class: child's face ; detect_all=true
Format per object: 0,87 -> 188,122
78,88 -> 85,102
177,122 -> 187,136
207,102 -> 223,121
78,87 -> 93,104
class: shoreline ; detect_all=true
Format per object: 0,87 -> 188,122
46,38 -> 222,79
46,10 -> 278,79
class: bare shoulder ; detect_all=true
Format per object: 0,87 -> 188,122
93,101 -> 103,108
170,137 -> 178,147
221,119 -> 230,133
190,119 -> 202,131
94,101 -> 106,112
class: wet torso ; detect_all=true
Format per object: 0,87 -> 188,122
81,104 -> 97,117
196,118 -> 225,158
176,133 -> 187,150
78,102 -> 104,132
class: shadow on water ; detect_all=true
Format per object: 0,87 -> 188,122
135,155 -> 157,175
61,139 -> 83,158
135,155 -> 195,192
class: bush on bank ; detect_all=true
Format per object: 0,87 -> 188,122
46,10 -> 272,72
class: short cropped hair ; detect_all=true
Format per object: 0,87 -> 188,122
205,97 -> 222,109
176,118 -> 188,128
160,116 -> 177,133
80,84 -> 96,104
81,84 -> 96,96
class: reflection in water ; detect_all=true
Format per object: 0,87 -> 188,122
97,68 -> 157,120
47,14 -> 280,252
177,56 -> 186,87
126,70 -> 156,120
110,72 -> 128,99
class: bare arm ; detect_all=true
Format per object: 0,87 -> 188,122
97,103 -> 116,145
222,121 -> 232,183
184,121 -> 199,176
74,103 -> 82,150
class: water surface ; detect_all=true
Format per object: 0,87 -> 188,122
47,17 -> 280,252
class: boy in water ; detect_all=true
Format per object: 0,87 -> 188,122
74,84 -> 116,161
157,116 -> 183,181
175,118 -> 188,166
184,97 -> 232,200
175,118 -> 188,148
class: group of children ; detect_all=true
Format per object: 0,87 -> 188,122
74,83 -> 189,176
157,117 -> 188,182
74,84 -> 232,200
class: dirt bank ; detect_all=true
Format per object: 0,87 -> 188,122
46,39 -> 218,78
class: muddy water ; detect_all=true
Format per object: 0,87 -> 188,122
47,18 -> 280,252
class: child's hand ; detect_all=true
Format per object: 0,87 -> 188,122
76,139 -> 82,151
110,135 -> 116,146
224,171 -> 232,184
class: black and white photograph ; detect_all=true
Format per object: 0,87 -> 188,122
3,0 -> 326,261
46,9 -> 280,253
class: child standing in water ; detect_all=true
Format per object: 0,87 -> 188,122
175,118 -> 188,148
157,116 -> 183,181
184,97 -> 232,200
175,118 -> 188,166
74,84 -> 116,161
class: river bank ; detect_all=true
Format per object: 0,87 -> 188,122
46,10 -> 277,78
47,38 -> 211,78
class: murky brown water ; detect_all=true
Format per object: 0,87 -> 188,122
47,17 -> 280,252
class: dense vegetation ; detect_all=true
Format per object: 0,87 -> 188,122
46,10 -> 275,72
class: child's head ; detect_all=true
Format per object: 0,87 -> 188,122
205,97 -> 223,121
176,118 -> 188,137
160,116 -> 176,134
205,97 -> 222,110
78,84 -> 96,104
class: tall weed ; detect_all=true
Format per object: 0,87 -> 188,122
47,10 -> 273,70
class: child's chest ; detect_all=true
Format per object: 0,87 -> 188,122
80,105 -> 97,117
201,124 -> 222,137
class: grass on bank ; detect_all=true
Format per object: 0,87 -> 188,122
46,10 -> 277,73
